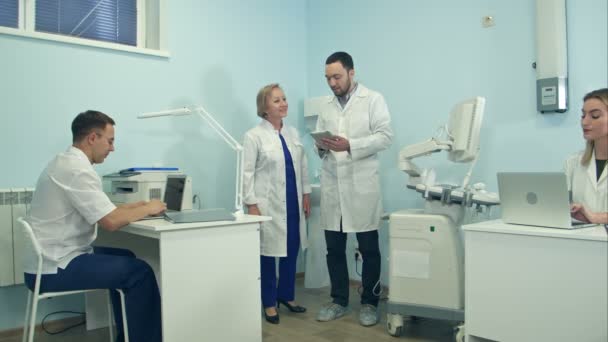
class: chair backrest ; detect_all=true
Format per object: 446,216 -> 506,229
17,217 -> 43,264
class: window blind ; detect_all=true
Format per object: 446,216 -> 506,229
35,0 -> 137,46
0,0 -> 18,28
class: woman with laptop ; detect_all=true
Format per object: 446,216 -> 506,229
243,83 -> 312,324
565,88 -> 608,224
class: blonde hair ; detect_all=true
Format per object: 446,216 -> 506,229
581,88 -> 608,165
256,83 -> 282,118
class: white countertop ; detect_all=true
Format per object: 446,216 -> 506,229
124,214 -> 272,234
463,219 -> 608,242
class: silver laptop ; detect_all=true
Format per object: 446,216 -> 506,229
497,172 -> 596,229
142,176 -> 235,223
163,208 -> 235,224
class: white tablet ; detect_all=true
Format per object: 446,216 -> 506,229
310,131 -> 335,142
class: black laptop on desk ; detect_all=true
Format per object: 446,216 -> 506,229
143,176 -> 235,223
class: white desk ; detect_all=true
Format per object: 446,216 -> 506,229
87,214 -> 271,342
463,220 -> 607,342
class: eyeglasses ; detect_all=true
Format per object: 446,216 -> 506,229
95,132 -> 114,146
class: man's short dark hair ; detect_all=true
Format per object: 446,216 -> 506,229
71,110 -> 115,143
326,51 -> 354,70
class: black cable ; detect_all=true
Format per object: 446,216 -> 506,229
41,311 -> 85,335
354,252 -> 363,295
354,252 -> 384,298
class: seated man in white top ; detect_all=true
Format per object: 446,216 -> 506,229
24,110 -> 166,342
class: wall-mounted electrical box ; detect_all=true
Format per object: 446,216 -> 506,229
535,0 -> 568,113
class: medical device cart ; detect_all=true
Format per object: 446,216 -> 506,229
386,203 -> 466,341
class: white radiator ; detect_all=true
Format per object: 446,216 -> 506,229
0,188 -> 33,287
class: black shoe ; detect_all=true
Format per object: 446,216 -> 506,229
264,310 -> 280,324
277,299 -> 307,313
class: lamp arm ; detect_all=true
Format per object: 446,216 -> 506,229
193,106 -> 244,215
138,107 -> 191,119
234,148 -> 244,215
139,105 -> 245,215
194,106 -> 242,151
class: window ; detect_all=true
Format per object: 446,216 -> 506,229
0,0 -> 167,57
35,0 -> 137,46
0,0 -> 18,28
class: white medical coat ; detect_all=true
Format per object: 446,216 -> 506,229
565,150 -> 608,213
243,120 -> 311,257
315,84 -> 393,232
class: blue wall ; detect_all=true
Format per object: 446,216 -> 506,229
308,0 -> 608,284
307,0 -> 607,211
0,0 -> 308,330
1,0 -> 606,332
306,0 -> 607,283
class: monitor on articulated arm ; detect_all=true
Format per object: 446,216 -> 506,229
447,96 -> 485,163
398,96 -> 486,189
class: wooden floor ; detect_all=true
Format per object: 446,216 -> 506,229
263,278 -> 457,342
2,278 -> 457,342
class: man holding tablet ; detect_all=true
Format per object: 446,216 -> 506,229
314,52 -> 393,327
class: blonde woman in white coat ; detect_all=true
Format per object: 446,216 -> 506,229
566,88 -> 608,224
243,83 -> 311,324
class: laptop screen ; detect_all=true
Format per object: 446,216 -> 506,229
164,176 -> 186,211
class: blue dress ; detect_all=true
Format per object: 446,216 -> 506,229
280,133 -> 301,246
260,133 -> 301,308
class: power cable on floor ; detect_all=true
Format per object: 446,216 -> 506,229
41,311 -> 86,335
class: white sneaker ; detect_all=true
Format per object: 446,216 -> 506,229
316,302 -> 348,322
359,304 -> 378,326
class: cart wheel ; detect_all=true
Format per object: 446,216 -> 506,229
454,323 -> 465,342
386,313 -> 404,337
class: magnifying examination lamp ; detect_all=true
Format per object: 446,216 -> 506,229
138,106 -> 244,216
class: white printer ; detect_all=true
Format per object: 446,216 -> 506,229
103,168 -> 193,210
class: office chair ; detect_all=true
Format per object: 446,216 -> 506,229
17,217 -> 129,342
